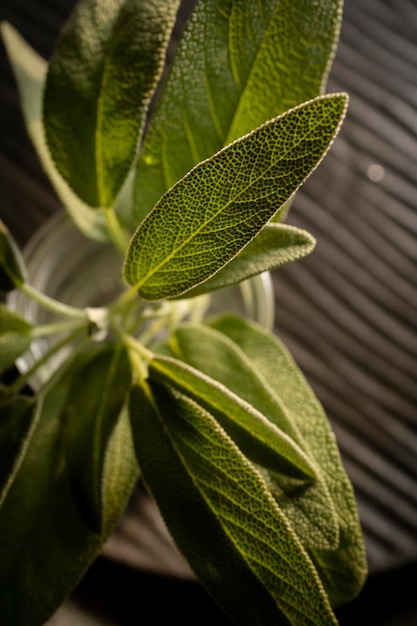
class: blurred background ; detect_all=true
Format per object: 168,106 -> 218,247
1,0 -> 416,624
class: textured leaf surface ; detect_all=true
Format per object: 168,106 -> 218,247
210,315 -> 368,606
134,0 -> 343,223
124,94 -> 347,300
62,344 -> 132,531
0,391 -> 38,507
130,380 -> 338,626
149,355 -> 317,480
183,223 -> 315,296
1,22 -> 108,241
0,218 -> 27,291
43,0 -> 181,208
0,305 -> 32,373
162,323 -> 339,551
0,345 -> 138,626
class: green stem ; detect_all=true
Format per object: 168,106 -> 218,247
30,318 -> 87,337
120,332 -> 154,363
114,328 -> 153,382
128,349 -> 148,383
20,283 -> 86,319
110,284 -> 139,313
7,326 -> 87,395
104,207 -> 130,255
136,317 -> 167,346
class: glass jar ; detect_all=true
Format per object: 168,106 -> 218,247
8,211 -> 275,389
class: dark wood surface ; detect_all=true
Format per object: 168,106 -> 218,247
1,0 -> 417,624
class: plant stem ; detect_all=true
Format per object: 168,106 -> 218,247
114,328 -> 153,382
20,283 -> 87,319
128,349 -> 148,382
7,326 -> 87,395
30,318 -> 87,337
120,332 -> 154,363
104,207 -> 130,255
110,284 -> 139,313
136,317 -> 167,346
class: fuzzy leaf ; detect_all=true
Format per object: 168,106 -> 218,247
130,380 -> 338,626
162,323 -> 339,552
149,355 -> 317,481
43,0 -> 181,209
0,391 -> 38,507
0,305 -> 32,373
0,22 -> 109,241
0,345 -> 138,626
210,314 -> 368,607
62,344 -> 132,532
134,0 -> 343,223
0,219 -> 27,291
183,223 -> 315,297
124,94 -> 347,300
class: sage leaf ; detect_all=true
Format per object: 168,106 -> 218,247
183,223 -> 316,297
134,0 -> 343,222
130,380 -> 338,626
124,94 -> 348,300
0,22 -> 108,241
0,305 -> 32,373
43,0 -> 181,209
210,314 -> 368,607
0,391 -> 38,507
0,219 -> 27,291
162,323 -> 339,551
62,344 -> 132,532
149,355 -> 317,481
0,345 -> 138,626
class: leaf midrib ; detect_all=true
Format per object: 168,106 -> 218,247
152,356 -> 317,479
225,0 -> 281,143
133,101 -> 336,292
157,394 -> 333,623
160,0 -> 284,192
95,10 -> 124,207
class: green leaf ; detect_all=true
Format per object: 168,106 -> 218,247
130,380 -> 338,626
0,304 -> 32,373
183,223 -> 316,297
210,314 -> 368,607
134,0 -> 343,223
62,344 -> 132,532
0,391 -> 38,507
0,22 -> 109,241
124,94 -> 348,300
0,345 -> 138,626
43,0 -> 181,209
161,323 -> 339,552
0,219 -> 27,291
149,355 -> 317,481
